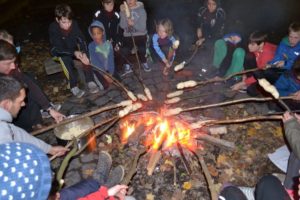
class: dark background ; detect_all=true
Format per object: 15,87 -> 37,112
1,0 -> 300,48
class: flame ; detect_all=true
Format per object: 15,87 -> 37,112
120,113 -> 198,151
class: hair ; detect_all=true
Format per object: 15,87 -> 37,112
157,18 -> 174,37
292,56 -> 300,77
205,0 -> 220,6
288,22 -> 300,34
54,4 -> 73,20
0,75 -> 24,102
0,30 -> 13,44
0,40 -> 17,61
102,0 -> 114,4
248,31 -> 267,45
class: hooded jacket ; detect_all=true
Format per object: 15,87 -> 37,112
119,1 -> 147,37
88,20 -> 115,74
275,71 -> 300,96
0,107 -> 51,153
269,36 -> 300,70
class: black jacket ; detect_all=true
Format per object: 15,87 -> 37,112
48,20 -> 87,57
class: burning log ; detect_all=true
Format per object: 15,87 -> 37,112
32,101 -> 133,136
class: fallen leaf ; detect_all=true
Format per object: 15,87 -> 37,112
146,193 -> 155,200
207,164 -> 219,177
182,181 -> 192,190
217,154 -> 229,167
247,127 -> 257,137
273,127 -> 283,137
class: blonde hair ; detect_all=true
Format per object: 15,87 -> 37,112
157,18 -> 174,37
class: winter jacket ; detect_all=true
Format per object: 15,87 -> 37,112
119,1 -> 147,37
88,20 -> 115,74
197,2 -> 225,40
0,107 -> 51,153
49,20 -> 87,57
269,37 -> 300,70
275,71 -> 300,96
78,186 -> 115,200
244,42 -> 277,86
93,9 -> 121,46
152,33 -> 176,62
284,118 -> 300,159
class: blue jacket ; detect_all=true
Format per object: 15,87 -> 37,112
275,71 -> 300,96
269,37 -> 300,70
88,20 -> 115,74
152,33 -> 176,62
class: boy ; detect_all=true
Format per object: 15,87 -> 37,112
49,4 -> 99,98
119,0 -> 150,74
93,0 -> 123,74
231,31 -> 277,95
254,22 -> 300,84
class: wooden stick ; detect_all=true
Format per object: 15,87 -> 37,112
147,150 -> 162,176
121,147 -> 147,185
31,104 -> 121,136
182,96 -> 294,113
196,134 -> 235,150
194,150 -> 218,200
177,142 -> 192,175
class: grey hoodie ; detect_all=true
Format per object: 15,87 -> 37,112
0,107 -> 51,153
119,1 -> 147,37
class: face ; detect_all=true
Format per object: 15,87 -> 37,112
0,57 -> 16,75
91,27 -> 104,44
248,42 -> 263,53
126,0 -> 137,8
56,17 -> 72,31
8,89 -> 26,118
207,0 -> 217,13
288,31 -> 300,47
157,25 -> 168,39
103,2 -> 114,12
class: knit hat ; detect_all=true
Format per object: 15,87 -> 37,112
0,142 -> 52,200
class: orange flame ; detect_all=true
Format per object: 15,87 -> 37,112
120,113 -> 198,151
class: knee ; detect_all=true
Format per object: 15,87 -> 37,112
233,48 -> 245,58
214,39 -> 226,49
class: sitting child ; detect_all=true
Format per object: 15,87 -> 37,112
231,31 -> 277,95
211,32 -> 245,78
119,0 -> 150,74
151,18 -> 178,76
49,4 -> 99,97
196,0 -> 225,45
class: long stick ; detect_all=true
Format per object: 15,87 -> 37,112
196,134 -> 235,150
182,96 -> 294,113
31,104 -> 122,136
177,142 -> 192,175
185,44 -> 200,65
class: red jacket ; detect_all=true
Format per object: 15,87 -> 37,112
245,42 -> 277,85
78,186 -> 115,200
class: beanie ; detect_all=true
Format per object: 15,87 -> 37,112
0,142 -> 51,200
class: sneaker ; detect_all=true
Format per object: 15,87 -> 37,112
121,64 -> 133,76
93,151 -> 112,185
71,86 -> 85,98
88,81 -> 100,94
105,165 -> 125,188
238,187 -> 255,200
142,62 -> 151,72
41,110 -> 51,119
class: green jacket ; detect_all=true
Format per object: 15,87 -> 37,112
284,118 -> 300,159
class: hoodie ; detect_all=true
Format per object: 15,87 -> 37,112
88,20 -> 115,74
119,1 -> 147,37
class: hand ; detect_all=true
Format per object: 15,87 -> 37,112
196,38 -> 205,46
163,66 -> 169,76
49,109 -> 66,123
48,146 -> 69,156
283,111 -> 294,122
114,44 -> 120,51
274,61 -> 285,68
292,90 -> 300,101
197,28 -> 203,39
230,81 -> 246,91
127,18 -> 134,26
107,185 -> 128,197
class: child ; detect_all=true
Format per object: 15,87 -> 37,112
211,32 -> 245,78
254,22 -> 300,84
119,0 -> 150,74
196,0 -> 225,44
93,0 -> 123,74
151,18 -> 178,76
49,4 -> 99,98
231,31 -> 277,95
88,20 -> 115,88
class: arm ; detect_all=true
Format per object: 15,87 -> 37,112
274,74 -> 294,96
283,113 -> 300,159
269,40 -> 287,67
78,186 -> 114,200
152,34 -> 166,61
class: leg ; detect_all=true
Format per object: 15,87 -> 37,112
60,56 -> 78,88
212,39 -> 227,69
134,35 -> 147,63
284,152 -> 300,190
225,47 -> 245,77
255,175 -> 290,200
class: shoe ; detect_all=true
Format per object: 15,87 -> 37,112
71,86 -> 85,98
93,151 -> 112,185
238,187 -> 255,200
88,81 -> 100,94
105,165 -> 125,188
41,110 -> 51,119
50,102 -> 61,111
121,64 -> 133,76
142,62 -> 151,72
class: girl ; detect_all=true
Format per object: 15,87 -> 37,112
152,18 -> 178,76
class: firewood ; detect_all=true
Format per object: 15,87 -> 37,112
196,134 -> 235,150
147,150 -> 162,176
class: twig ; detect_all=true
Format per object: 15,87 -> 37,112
185,44 -> 200,65
196,134 -> 235,150
121,147 -> 147,185
31,104 -> 122,136
177,142 -> 192,175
